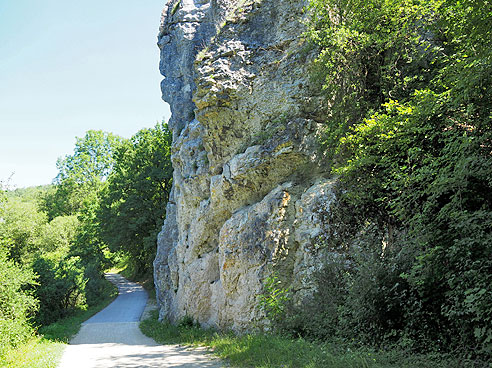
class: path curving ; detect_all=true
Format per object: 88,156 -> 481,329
58,273 -> 222,368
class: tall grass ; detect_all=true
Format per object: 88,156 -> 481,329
140,311 -> 460,368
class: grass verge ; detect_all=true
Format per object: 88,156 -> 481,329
0,277 -> 118,368
140,311 -> 462,368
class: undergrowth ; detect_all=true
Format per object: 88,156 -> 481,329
303,0 -> 492,361
0,277 -> 117,368
140,311 -> 461,368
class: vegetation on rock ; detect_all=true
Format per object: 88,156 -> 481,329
264,0 -> 492,362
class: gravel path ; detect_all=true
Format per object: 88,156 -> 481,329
58,274 -> 223,368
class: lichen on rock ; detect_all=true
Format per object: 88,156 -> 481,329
154,0 -> 333,331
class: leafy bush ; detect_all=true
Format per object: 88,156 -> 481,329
82,262 -> 112,307
307,0 -> 438,159
34,215 -> 79,255
300,0 -> 492,361
329,91 -> 492,353
32,256 -> 86,326
177,315 -> 199,329
259,273 -> 290,327
0,245 -> 38,357
274,262 -> 347,339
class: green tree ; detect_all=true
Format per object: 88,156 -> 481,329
68,196 -> 113,306
97,123 -> 173,277
40,130 -> 126,306
34,215 -> 79,256
307,0 -> 438,158
45,130 -> 123,218
0,199 -> 47,264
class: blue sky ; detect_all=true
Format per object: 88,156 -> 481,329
0,0 -> 170,188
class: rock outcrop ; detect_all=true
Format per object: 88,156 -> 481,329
154,0 -> 333,331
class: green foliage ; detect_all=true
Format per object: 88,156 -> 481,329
0,246 -> 38,358
275,257 -> 350,340
97,123 -> 173,277
69,196 -> 113,305
0,183 -> 102,330
304,0 -> 492,360
329,61 -> 492,359
45,130 -> 123,218
259,273 -> 289,325
0,199 -> 47,264
307,0 -> 438,159
34,215 -> 79,256
0,185 -> 93,327
32,256 -> 86,326
140,310 -> 460,368
54,130 -> 122,186
5,186 -> 52,204
177,315 -> 199,329
39,130 -> 128,308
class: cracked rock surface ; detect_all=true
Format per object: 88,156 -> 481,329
154,0 -> 334,331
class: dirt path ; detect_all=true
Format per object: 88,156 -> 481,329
57,274 -> 222,368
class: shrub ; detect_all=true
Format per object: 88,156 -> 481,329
259,273 -> 290,328
82,262 -> 111,307
32,256 -> 86,326
299,0 -> 492,360
0,245 -> 38,357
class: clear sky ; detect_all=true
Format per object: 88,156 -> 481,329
0,0 -> 170,188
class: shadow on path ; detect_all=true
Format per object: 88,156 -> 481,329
84,273 -> 148,324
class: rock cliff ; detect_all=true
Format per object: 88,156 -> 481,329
154,0 -> 333,331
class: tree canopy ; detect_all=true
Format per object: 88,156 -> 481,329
45,130 -> 123,219
97,123 -> 173,276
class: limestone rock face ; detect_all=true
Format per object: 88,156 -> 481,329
154,0 -> 333,331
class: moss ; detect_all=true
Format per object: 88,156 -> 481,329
171,0 -> 181,16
